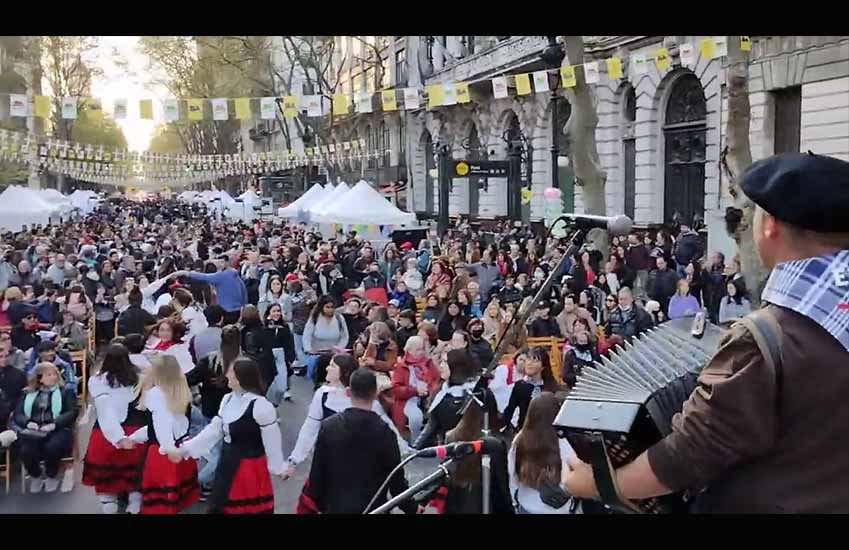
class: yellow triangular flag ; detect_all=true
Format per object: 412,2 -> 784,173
367,224 -> 376,232
381,90 -> 397,111
560,65 -> 577,88
426,84 -> 444,108
655,48 -> 671,71
34,96 -> 51,118
139,99 -> 154,120
283,96 -> 299,118
521,188 -> 532,205
333,92 -> 350,115
514,73 -> 532,96
606,57 -> 623,79
740,36 -> 752,51
700,38 -> 716,60
234,98 -> 251,120
455,82 -> 471,104
187,99 -> 204,120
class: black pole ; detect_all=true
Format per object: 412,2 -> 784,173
551,92 -> 560,189
507,142 -> 522,222
367,458 -> 458,514
437,143 -> 451,236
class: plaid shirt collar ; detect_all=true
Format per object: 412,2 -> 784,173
762,250 -> 849,353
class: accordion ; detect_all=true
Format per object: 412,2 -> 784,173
554,316 -> 725,514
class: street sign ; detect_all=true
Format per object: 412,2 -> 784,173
452,160 -> 509,178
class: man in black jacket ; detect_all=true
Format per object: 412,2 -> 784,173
301,368 -> 417,514
0,346 -> 26,429
528,302 -> 562,338
117,287 -> 156,337
672,223 -> 703,277
647,257 -> 679,316
467,318 -> 494,368
606,287 -> 654,340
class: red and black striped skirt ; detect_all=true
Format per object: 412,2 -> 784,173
214,456 -> 274,514
140,443 -> 200,514
82,425 -> 146,494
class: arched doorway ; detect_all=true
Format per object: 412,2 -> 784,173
663,73 -> 706,226
422,130 -> 435,214
467,124 -> 486,216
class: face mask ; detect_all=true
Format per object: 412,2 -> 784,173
470,328 -> 484,339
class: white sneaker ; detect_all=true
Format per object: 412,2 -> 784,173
44,476 -> 60,493
29,477 -> 45,493
283,391 -> 292,401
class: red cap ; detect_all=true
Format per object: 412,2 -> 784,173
401,241 -> 413,250
284,273 -> 298,282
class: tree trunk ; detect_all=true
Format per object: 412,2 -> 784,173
722,36 -> 770,305
561,36 -> 609,256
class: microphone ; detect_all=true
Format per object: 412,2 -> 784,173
556,213 -> 633,236
415,437 -> 504,459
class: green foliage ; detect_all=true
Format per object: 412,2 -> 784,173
148,124 -> 186,154
70,107 -> 127,149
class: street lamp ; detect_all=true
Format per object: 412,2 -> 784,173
540,36 -> 566,189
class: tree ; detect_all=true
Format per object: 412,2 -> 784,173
148,124 -> 186,154
561,36 -> 608,253
721,36 -> 770,304
71,107 -> 127,149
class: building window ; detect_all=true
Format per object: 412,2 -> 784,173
365,67 -> 376,93
399,116 -> 407,162
381,121 -> 390,169
772,86 -> 801,154
461,36 -> 475,56
395,48 -> 407,86
366,125 -> 375,169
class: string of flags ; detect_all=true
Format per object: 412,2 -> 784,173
3,37 -> 750,123
328,223 -> 396,236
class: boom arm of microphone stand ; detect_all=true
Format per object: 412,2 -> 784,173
367,458 -> 459,514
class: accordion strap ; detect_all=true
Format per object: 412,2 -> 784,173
735,308 -> 784,435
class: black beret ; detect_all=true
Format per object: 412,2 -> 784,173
739,152 -> 849,232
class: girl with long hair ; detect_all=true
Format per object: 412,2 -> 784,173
130,354 -> 199,514
421,293 -> 442,324
179,357 -> 284,514
302,295 -> 349,383
146,316 -> 187,351
171,287 -> 208,338
262,303 -> 296,403
481,301 -> 504,345
257,275 -> 289,320
437,301 -> 468,342
508,393 -> 577,514
718,279 -> 752,325
502,346 -> 558,432
82,344 -> 146,514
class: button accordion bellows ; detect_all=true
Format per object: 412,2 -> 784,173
554,317 -> 725,514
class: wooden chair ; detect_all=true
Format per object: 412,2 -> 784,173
69,349 -> 88,406
415,297 -> 427,324
1,448 -> 10,494
21,425 -> 79,494
526,336 -> 567,385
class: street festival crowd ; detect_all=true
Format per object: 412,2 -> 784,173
0,195 -> 752,514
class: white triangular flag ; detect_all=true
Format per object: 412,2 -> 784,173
61,97 -> 78,119
583,62 -> 600,84
492,76 -> 509,99
631,54 -> 648,75
403,88 -> 419,110
113,99 -> 128,120
211,98 -> 229,120
356,92 -> 373,114
532,70 -> 550,93
713,36 -> 728,58
260,97 -> 277,120
443,82 -> 457,106
164,98 -> 179,122
9,94 -> 27,117
679,43 -> 696,67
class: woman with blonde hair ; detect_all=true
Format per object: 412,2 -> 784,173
129,354 -> 199,514
481,301 -> 504,345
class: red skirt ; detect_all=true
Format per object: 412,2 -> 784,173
82,425 -> 146,494
217,456 -> 274,514
140,443 -> 200,514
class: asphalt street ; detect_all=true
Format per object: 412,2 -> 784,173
0,374 -> 439,514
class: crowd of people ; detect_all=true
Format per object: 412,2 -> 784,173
0,194 -> 750,515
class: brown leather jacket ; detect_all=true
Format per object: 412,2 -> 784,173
647,305 -> 849,513
360,341 -> 398,373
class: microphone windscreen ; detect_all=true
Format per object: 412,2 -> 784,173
607,215 -> 634,236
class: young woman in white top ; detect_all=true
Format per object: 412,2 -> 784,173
129,354 -> 199,514
257,275 -> 291,320
171,288 -> 208,338
283,354 -> 408,480
82,344 -> 147,514
137,272 -> 180,316
508,392 -> 579,514
178,357 -> 284,514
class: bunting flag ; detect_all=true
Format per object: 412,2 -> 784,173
34,96 -> 51,118
260,97 -> 277,119
700,37 -> 716,60
356,91 -> 372,114
515,73 -> 532,96
680,43 -> 696,67
492,76 -> 508,99
426,84 -> 444,107
532,70 -> 549,93
113,98 -> 128,120
606,57 -> 623,79
333,92 -> 350,115
212,98 -> 229,120
367,224 -> 375,233
560,65 -> 577,88
740,36 -> 752,52
304,95 -> 322,117
712,36 -> 728,57
632,54 -> 648,75
584,62 -> 600,84
139,99 -> 154,120
442,82 -> 457,106
234,98 -> 251,120
61,97 -> 78,120
282,96 -> 298,118
187,98 -> 204,120
164,98 -> 179,122
455,82 -> 471,104
655,48 -> 671,71
381,89 -> 397,111
403,88 -> 419,110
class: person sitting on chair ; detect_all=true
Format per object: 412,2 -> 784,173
12,362 -> 79,493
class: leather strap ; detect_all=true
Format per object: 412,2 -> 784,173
735,308 -> 784,437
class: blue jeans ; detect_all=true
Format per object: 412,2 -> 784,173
198,439 -> 222,488
292,329 -> 307,365
304,353 -> 320,381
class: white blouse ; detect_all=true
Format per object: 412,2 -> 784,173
129,386 -> 189,455
287,385 -> 409,465
88,374 -> 143,447
181,391 -> 284,476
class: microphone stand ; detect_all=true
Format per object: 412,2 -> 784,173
368,457 -> 460,514
453,218 -> 588,515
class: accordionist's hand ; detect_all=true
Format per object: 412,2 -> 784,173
562,455 -> 599,500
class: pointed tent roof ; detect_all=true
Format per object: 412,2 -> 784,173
277,184 -> 326,218
304,182 -> 349,222
312,180 -> 416,226
237,189 -> 262,208
0,186 -> 60,231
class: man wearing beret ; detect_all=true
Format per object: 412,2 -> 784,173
564,152 -> 849,513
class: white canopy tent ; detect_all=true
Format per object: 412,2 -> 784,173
277,184 -> 328,219
312,180 -> 417,226
177,190 -> 198,202
0,186 -> 61,231
303,182 -> 349,223
69,189 -> 99,214
39,188 -> 75,214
